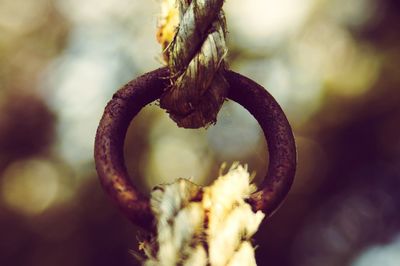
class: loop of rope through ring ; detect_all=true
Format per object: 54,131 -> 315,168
94,1 -> 297,264
158,0 -> 228,128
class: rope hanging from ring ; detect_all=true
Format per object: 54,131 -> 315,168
158,0 -> 228,128
94,1 -> 297,264
141,165 -> 264,266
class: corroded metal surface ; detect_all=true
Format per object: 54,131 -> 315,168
226,71 -> 296,215
94,68 -> 169,230
94,67 -> 296,230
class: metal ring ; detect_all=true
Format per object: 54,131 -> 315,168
94,67 -> 296,230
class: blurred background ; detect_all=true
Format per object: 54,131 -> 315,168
0,0 -> 399,265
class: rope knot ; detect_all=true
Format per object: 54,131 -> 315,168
158,0 -> 228,128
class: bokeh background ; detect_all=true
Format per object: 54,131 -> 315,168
1,0 -> 399,265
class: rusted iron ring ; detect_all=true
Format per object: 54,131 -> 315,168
94,67 -> 296,230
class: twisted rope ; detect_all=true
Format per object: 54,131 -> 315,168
158,0 -> 229,128
141,164 -> 264,265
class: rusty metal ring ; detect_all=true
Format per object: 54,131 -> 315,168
94,67 -> 296,230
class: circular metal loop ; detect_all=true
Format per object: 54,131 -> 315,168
94,67 -> 296,230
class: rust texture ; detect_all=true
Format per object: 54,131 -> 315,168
226,71 -> 297,215
94,67 -> 296,230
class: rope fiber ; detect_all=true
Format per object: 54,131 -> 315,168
158,0 -> 229,128
141,164 -> 264,266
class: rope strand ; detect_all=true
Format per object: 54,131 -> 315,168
142,164 -> 264,265
158,0 -> 229,128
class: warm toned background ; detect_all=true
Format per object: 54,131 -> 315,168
1,0 -> 400,265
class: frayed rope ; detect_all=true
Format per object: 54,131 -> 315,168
139,164 -> 264,266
